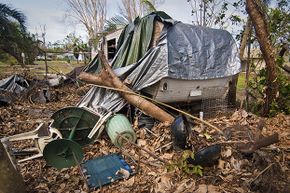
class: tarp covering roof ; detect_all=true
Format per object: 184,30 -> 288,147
78,12 -> 241,113
83,11 -> 174,73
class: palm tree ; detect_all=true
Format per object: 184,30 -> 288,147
105,0 -> 157,32
0,3 -> 32,65
0,3 -> 26,33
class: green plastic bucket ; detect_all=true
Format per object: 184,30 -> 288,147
106,114 -> 136,147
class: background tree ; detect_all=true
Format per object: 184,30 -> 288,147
0,3 -> 38,66
65,0 -> 107,57
120,0 -> 159,22
63,32 -> 89,62
268,0 -> 290,73
246,0 -> 279,116
246,0 -> 290,116
187,0 -> 244,28
105,0 -> 159,33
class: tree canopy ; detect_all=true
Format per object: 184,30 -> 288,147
0,3 -> 38,65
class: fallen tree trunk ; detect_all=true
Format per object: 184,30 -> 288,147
79,51 -> 174,123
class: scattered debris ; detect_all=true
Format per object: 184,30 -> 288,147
82,153 -> 133,189
106,114 -> 137,147
137,112 -> 156,130
1,91 -> 289,192
0,95 -> 11,106
29,88 -> 52,104
187,144 -> 221,167
238,132 -> 279,154
0,74 -> 29,94
170,115 -> 190,150
0,11 -> 289,193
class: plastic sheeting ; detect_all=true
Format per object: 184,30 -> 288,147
0,75 -> 29,94
78,12 -> 241,113
167,23 -> 240,80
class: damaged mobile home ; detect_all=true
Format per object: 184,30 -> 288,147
79,11 -> 241,113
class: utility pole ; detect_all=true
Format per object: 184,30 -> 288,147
41,25 -> 48,80
199,2 -> 203,26
203,0 -> 206,26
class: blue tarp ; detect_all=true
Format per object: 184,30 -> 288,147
82,154 -> 133,189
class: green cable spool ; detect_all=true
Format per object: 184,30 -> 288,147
106,114 -> 136,147
51,107 -> 100,146
43,138 -> 83,169
43,106 -> 99,169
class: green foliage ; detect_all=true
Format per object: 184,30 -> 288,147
268,4 -> 289,47
248,62 -> 290,116
0,52 -> 18,65
142,0 -> 157,12
0,3 -> 39,65
167,150 -> 203,176
46,32 -> 89,59
0,3 -> 26,32
105,15 -> 128,33
185,0 -> 245,28
247,0 -> 290,117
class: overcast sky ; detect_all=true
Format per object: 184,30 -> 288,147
2,0 -> 243,43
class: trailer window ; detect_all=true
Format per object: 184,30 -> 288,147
107,39 -> 116,61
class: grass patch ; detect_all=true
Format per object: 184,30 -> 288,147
237,72 -> 246,92
0,60 -> 85,79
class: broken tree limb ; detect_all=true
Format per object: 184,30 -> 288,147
81,83 -> 223,134
238,132 -> 279,154
79,51 -> 174,123
79,51 -> 223,134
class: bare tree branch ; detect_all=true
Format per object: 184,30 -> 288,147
65,0 -> 107,51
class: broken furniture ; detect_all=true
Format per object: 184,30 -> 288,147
2,122 -> 62,163
82,153 -> 133,189
87,107 -> 112,139
43,106 -> 100,169
105,114 -> 137,147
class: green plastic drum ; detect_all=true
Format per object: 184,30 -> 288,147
44,106 -> 99,169
105,114 -> 136,147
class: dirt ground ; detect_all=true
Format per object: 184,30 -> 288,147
0,73 -> 289,193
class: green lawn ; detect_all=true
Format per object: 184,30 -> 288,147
0,60 -> 249,94
0,60 -> 85,79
